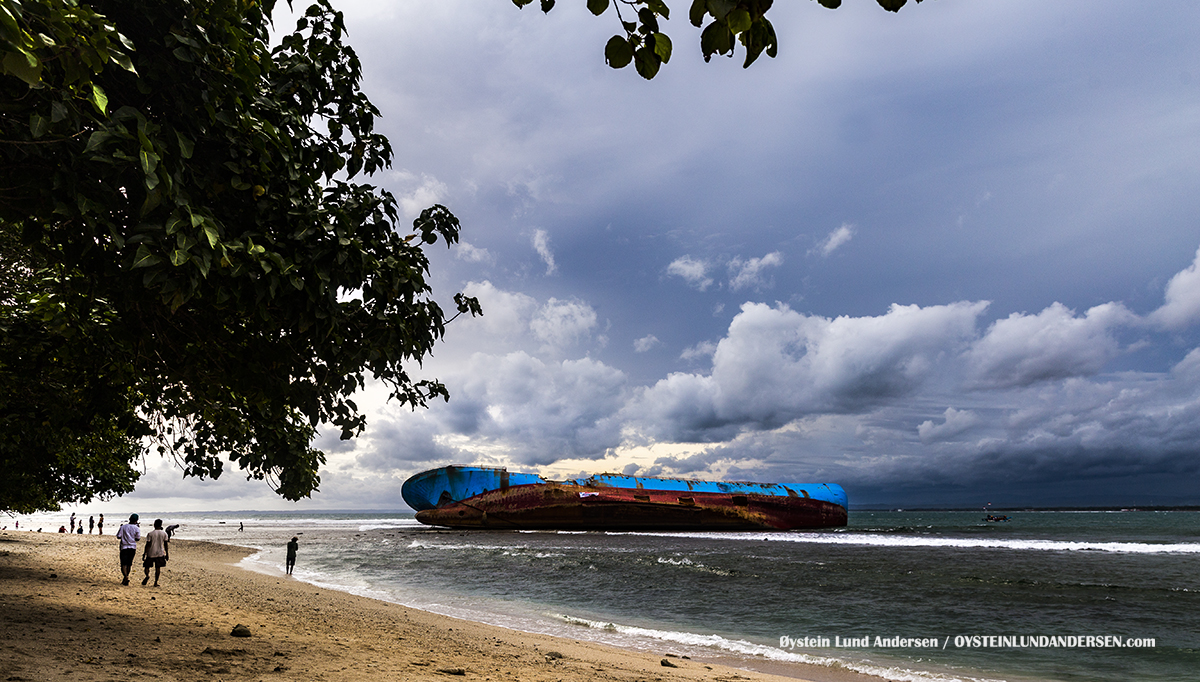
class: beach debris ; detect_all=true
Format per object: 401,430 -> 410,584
436,667 -> 466,675
545,651 -> 564,661
660,658 -> 679,668
230,624 -> 252,637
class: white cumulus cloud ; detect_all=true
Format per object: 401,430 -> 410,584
966,301 -> 1136,388
633,335 -> 661,353
531,297 -> 597,350
728,252 -> 784,291
814,223 -> 856,257
918,407 -> 983,444
392,170 -> 448,220
532,229 -> 557,275
666,256 -> 713,291
454,241 -> 493,263
1150,245 -> 1200,330
626,300 -> 988,441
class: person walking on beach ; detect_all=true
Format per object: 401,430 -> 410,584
89,516 -> 95,534
142,519 -> 169,586
97,514 -> 104,535
286,537 -> 298,575
115,514 -> 141,585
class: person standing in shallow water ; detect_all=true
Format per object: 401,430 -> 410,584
286,537 -> 298,575
115,514 -> 141,585
89,516 -> 95,534
142,519 -> 169,586
97,514 -> 104,535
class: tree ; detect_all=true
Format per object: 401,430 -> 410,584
514,0 -> 928,80
0,0 -> 480,511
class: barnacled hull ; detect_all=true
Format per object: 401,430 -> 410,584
403,466 -> 847,531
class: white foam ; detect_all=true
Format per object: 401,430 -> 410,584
551,614 -> 1006,682
613,531 -> 1200,555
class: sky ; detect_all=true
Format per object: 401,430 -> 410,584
120,0 -> 1200,511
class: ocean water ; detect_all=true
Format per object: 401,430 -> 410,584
16,509 -> 1198,682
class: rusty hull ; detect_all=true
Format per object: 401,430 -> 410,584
414,482 -> 847,531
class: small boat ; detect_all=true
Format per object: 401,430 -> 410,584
402,466 -> 848,531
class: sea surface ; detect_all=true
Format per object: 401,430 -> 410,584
16,509 -> 1199,682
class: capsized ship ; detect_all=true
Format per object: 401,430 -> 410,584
402,466 -> 847,531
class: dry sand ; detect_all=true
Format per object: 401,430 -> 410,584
0,531 -> 884,682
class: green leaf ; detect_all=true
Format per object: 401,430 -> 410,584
706,0 -> 736,21
176,131 -> 194,159
818,0 -> 842,8
637,8 -> 659,34
877,0 -> 907,11
652,32 -> 672,63
689,0 -> 707,27
90,83 -> 109,115
727,8 -> 752,35
700,22 -> 733,61
203,225 -> 219,248
586,0 -> 609,16
165,213 -> 187,235
131,245 -> 161,268
633,46 -> 661,80
29,113 -> 49,139
644,0 -> 670,18
2,50 -> 42,87
139,149 -> 159,175
605,36 -> 633,69
170,249 -> 189,267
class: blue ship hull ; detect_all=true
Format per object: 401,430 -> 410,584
402,466 -> 848,531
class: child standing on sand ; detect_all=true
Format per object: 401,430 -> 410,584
286,537 -> 298,575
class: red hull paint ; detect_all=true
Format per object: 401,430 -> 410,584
414,483 -> 847,531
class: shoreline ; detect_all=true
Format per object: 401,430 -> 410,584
0,531 -> 888,682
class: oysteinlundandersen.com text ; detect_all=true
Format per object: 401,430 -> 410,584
778,635 -> 1156,650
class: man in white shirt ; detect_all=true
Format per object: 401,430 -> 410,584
142,519 -> 170,587
115,514 -> 141,586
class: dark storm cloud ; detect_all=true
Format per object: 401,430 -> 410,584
125,2 -> 1200,509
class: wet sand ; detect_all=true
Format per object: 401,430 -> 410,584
0,531 -> 884,682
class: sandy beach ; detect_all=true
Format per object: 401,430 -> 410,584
0,531 -> 886,682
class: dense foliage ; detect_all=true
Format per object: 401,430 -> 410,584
516,0 -> 927,79
0,0 -> 478,512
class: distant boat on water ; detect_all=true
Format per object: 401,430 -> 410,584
401,465 -> 848,531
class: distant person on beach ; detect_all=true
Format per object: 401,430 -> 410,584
239,522 -> 244,532
58,526 -> 66,533
70,513 -> 76,532
286,537 -> 298,575
98,514 -> 104,534
89,516 -> 95,534
142,519 -> 169,586
116,514 -> 141,585
76,525 -> 83,534
165,524 -> 179,539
